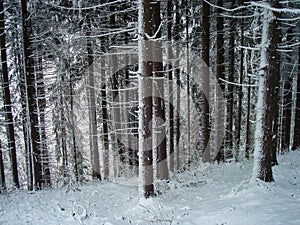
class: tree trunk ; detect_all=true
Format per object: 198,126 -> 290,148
153,1 -> 168,181
281,77 -> 293,151
201,0 -> 211,163
292,38 -> 300,150
167,0 -> 175,173
174,1 -> 181,170
0,0 -> 19,188
138,0 -> 154,197
36,56 -> 51,187
215,0 -> 225,162
253,3 -> 280,182
226,0 -> 236,159
86,16 -> 101,180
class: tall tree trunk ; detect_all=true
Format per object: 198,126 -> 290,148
201,0 -> 211,163
12,26 -> 31,188
101,55 -> 109,179
185,0 -> 191,165
174,1 -> 181,170
153,1 -> 168,181
292,37 -> 300,150
280,26 -> 294,153
253,3 -> 280,182
281,77 -> 293,151
36,56 -> 51,187
215,0 -> 225,162
226,0 -> 236,159
86,16 -> 101,180
0,0 -> 19,188
138,0 -> 154,197
167,0 -> 175,173
22,0 -> 42,190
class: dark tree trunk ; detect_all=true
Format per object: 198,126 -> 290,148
153,1 -> 168,181
201,0 -> 211,163
142,0 -> 154,197
226,0 -> 236,159
292,39 -> 300,150
214,0 -> 225,162
269,4 -> 281,167
36,57 -> 51,187
22,0 -> 42,190
0,0 -> 19,188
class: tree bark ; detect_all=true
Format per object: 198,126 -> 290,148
253,3 -> 280,182
153,1 -> 168,181
292,38 -> 300,150
201,0 -> 211,163
86,15 -> 101,180
215,0 -> 225,162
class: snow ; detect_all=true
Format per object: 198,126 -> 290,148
1,151 -> 300,225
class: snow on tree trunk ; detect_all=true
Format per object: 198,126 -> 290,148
252,4 -> 280,182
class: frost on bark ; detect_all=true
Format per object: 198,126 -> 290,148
253,3 -> 280,182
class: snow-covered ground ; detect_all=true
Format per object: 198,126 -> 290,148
1,150 -> 299,225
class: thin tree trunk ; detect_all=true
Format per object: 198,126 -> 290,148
36,56 -> 51,187
174,1 -> 181,170
86,16 -> 101,180
226,0 -> 236,159
292,42 -> 300,150
153,1 -> 168,181
281,77 -> 293,151
201,0 -> 211,163
167,0 -> 175,173
0,0 -> 19,188
215,0 -> 225,162
185,0 -> 191,165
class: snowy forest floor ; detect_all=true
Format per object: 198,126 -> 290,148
1,151 -> 300,225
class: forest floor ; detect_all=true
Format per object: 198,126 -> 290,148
0,150 -> 300,225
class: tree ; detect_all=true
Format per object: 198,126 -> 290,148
292,38 -> 300,150
227,0 -> 237,159
167,0 -> 175,173
153,1 -> 168,181
252,2 -> 280,182
215,0 -> 225,162
0,0 -> 19,188
201,0 -> 211,163
138,0 -> 154,197
86,13 -> 101,180
21,0 -> 43,190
